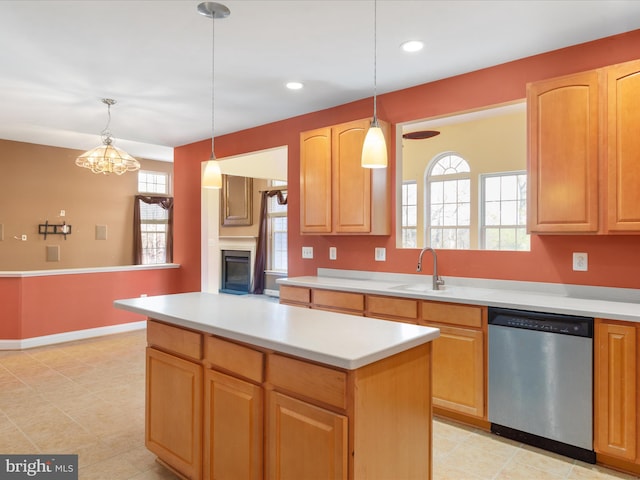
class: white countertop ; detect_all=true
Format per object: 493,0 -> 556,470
114,292 -> 440,370
278,270 -> 640,323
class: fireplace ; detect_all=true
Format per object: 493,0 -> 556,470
220,250 -> 251,294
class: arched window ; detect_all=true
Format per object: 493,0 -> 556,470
426,153 -> 470,249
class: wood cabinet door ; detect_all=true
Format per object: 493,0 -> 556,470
365,295 -> 419,324
204,369 -> 263,480
594,321 -> 637,461
332,119 -> 372,233
146,347 -> 203,479
528,70 -> 600,233
426,324 -> 484,418
267,391 -> 347,480
300,127 -> 332,233
606,59 -> 640,232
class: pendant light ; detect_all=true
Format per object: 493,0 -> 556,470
361,0 -> 388,169
198,2 -> 230,189
75,98 -> 140,175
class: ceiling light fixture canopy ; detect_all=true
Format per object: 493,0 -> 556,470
75,98 -> 140,175
198,1 -> 230,189
361,0 -> 388,169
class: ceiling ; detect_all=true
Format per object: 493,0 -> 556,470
1,1 -> 639,162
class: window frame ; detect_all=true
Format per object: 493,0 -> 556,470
425,152 -> 471,249
479,170 -> 529,251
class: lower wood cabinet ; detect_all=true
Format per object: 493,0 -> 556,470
267,391 -> 347,479
146,319 -> 433,480
419,301 -> 486,421
594,319 -> 638,464
146,347 -> 203,479
425,324 -> 484,418
204,370 -> 263,480
280,289 -> 487,425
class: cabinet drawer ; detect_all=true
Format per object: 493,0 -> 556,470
366,295 -> 418,321
421,302 -> 484,329
147,320 -> 202,360
279,285 -> 311,305
312,289 -> 364,312
204,336 -> 264,384
268,354 -> 347,410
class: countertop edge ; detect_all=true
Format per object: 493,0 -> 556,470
114,294 -> 440,370
277,275 -> 640,323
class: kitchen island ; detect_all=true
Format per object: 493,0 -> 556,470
114,292 -> 440,480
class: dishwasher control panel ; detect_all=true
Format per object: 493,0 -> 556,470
488,307 -> 593,338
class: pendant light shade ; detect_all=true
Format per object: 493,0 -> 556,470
361,0 -> 387,169
75,98 -> 140,175
198,2 -> 230,189
202,156 -> 223,189
361,119 -> 388,168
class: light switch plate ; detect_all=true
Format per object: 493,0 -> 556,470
96,224 -> 108,240
573,252 -> 588,271
375,247 -> 386,261
46,245 -> 60,262
302,246 -> 313,259
329,246 -> 337,260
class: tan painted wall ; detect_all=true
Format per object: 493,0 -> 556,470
401,109 -> 526,248
0,139 -> 173,270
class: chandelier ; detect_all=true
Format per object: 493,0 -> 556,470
75,98 -> 141,175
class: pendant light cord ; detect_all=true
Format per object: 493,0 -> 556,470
210,13 -> 216,159
372,0 -> 378,121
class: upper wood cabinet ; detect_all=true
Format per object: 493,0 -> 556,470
300,118 -> 391,235
606,59 -> 640,232
528,59 -> 640,234
527,70 -> 600,233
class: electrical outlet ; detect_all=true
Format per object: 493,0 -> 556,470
329,246 -> 337,260
573,252 -> 588,271
302,246 -> 313,259
60,210 -> 66,217
21,234 -> 27,241
374,247 -> 386,261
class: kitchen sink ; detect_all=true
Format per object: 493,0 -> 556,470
390,283 -> 450,294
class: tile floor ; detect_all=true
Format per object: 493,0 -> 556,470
0,329 -> 637,480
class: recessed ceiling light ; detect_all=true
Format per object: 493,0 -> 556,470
286,81 -> 304,90
401,40 -> 424,53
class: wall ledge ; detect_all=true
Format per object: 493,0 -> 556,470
0,263 -> 180,278
0,320 -> 147,350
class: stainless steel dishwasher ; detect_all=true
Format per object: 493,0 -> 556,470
488,307 -> 595,463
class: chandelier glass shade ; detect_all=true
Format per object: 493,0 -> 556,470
75,99 -> 140,175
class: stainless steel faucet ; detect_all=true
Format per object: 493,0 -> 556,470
417,247 -> 445,290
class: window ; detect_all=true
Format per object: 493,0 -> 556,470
138,170 -> 169,194
268,181 -> 287,272
401,181 -> 417,248
427,153 -> 470,249
481,172 -> 529,250
134,171 -> 173,265
138,200 -> 170,264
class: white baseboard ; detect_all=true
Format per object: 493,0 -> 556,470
0,321 -> 147,350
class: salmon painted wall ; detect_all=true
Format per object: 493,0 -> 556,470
175,30 -> 640,291
1,268 -> 182,340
